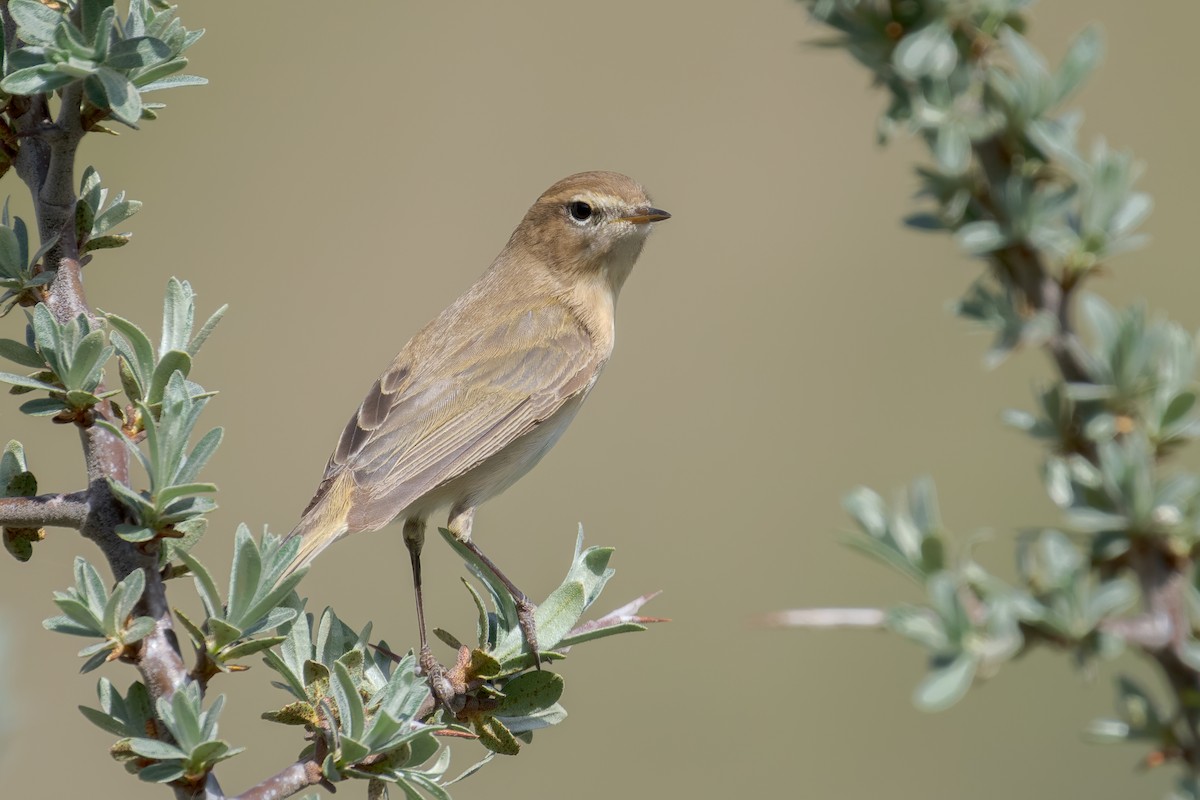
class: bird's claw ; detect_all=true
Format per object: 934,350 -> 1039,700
515,597 -> 542,670
419,645 -> 464,715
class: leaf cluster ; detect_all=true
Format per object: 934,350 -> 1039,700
0,439 -> 42,560
43,556 -> 156,671
0,203 -> 57,314
79,677 -> 241,786
174,527 -> 305,676
262,603 -> 453,796
2,0 -> 205,128
432,528 -> 657,754
0,304 -> 116,422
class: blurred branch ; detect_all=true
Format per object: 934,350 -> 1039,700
764,607 -> 888,629
797,0 -> 1200,782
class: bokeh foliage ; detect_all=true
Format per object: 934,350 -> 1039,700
801,1 -> 1200,796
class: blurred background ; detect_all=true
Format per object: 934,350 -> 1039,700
2,1 -> 1198,797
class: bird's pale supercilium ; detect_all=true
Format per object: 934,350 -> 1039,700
282,170 -> 670,706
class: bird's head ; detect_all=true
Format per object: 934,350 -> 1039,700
508,171 -> 670,294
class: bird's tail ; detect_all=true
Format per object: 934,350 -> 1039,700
281,471 -> 356,578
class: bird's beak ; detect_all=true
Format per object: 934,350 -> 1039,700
617,207 -> 671,225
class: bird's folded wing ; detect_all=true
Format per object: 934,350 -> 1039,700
323,300 -> 599,526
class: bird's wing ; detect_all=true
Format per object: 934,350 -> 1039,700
318,298 -> 600,529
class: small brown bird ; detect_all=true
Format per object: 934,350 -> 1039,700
283,171 -> 669,702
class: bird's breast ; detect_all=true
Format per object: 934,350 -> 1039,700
405,389 -> 594,519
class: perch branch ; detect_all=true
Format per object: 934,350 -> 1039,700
0,491 -> 88,528
229,758 -> 326,800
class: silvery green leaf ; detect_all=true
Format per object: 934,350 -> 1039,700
0,339 -> 44,369
75,557 -> 107,613
218,636 -> 285,662
240,605 -> 298,639
105,567 -> 146,636
95,66 -> 142,127
842,486 -> 886,539
139,73 -> 208,92
128,737 -> 187,760
8,0 -> 62,47
497,702 -> 568,734
1066,454 -> 1103,489
933,123 -> 970,175
166,686 -> 206,749
889,511 -> 922,563
1085,579 -> 1136,625
226,525 -> 262,624
1000,28 -> 1048,81
0,226 -> 22,276
1061,383 -> 1115,402
1109,192 -> 1152,238
1082,718 -> 1131,744
955,220 -> 1008,254
1053,25 -> 1103,105
1181,638 -> 1200,672
208,618 -> 243,651
138,762 -> 187,784
122,616 -> 156,644
175,548 -> 222,619
1027,114 -> 1086,176
1115,675 -> 1159,729
43,612 -> 98,637
332,661 -> 365,740
907,476 -> 940,535
903,212 -> 943,231
161,277 -> 195,355
842,535 -> 924,584
188,303 -> 227,356
1084,413 -> 1117,442
78,704 -> 130,737
893,23 -> 957,81
1001,409 -> 1037,431
887,605 -> 948,651
913,652 -> 977,712
494,671 -> 564,718
0,372 -> 59,392
190,739 -> 243,768
1037,529 -> 1083,585
105,36 -> 172,70
1041,457 -> 1073,508
927,572 -> 968,638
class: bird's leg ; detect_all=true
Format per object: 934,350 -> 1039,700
403,518 -> 458,710
448,505 -> 542,669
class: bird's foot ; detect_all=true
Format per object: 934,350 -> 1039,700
515,596 -> 542,670
418,645 -> 466,715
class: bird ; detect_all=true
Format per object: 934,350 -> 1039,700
282,170 -> 669,705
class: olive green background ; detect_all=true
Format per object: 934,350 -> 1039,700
3,1 -> 1199,797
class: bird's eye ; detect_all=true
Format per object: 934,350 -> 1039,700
567,201 -> 593,222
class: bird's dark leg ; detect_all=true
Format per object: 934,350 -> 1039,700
448,505 -> 542,669
403,518 -> 457,709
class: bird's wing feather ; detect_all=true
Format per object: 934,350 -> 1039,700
321,297 -> 599,529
